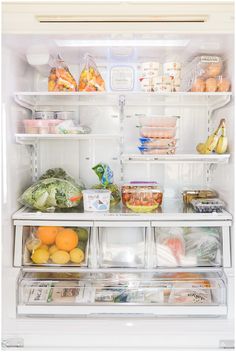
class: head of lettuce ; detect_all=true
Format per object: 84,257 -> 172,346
19,168 -> 83,212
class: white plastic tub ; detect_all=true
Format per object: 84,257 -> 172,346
83,189 -> 111,212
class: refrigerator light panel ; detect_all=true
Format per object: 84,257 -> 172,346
55,39 -> 190,47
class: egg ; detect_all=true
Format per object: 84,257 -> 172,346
205,77 -> 217,92
205,62 -> 222,78
191,78 -> 206,92
217,77 -> 231,92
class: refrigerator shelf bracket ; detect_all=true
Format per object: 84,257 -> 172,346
207,94 -> 231,118
14,94 -> 35,113
2,338 -> 24,349
119,95 -> 125,181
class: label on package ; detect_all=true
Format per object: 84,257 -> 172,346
200,56 -> 220,63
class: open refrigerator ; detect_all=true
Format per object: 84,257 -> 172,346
1,1 -> 234,350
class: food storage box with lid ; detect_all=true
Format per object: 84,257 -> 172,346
54,111 -> 76,120
139,137 -> 177,148
191,198 -> 225,213
138,146 -> 176,155
121,182 -> 163,212
82,189 -> 111,212
34,111 -> 55,120
140,126 -> 176,138
182,189 -> 218,204
110,66 -> 134,91
138,115 -> 178,127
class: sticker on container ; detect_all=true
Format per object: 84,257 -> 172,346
110,66 -> 134,91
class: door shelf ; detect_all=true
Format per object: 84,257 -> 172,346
14,91 -> 232,109
121,153 -> 230,164
17,270 -> 227,317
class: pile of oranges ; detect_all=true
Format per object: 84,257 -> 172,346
29,226 -> 85,265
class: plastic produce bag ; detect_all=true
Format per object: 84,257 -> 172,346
156,228 -> 185,264
184,228 -> 220,264
55,120 -> 91,134
78,54 -> 105,92
92,163 -> 121,207
48,55 -> 77,92
19,168 -> 83,211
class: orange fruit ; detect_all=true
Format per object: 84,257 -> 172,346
37,226 -> 59,245
55,229 -> 78,251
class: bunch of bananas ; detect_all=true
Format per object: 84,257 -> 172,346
196,119 -> 228,154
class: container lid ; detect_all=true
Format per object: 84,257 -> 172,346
122,182 -> 162,193
191,198 -> 225,207
82,189 -> 111,195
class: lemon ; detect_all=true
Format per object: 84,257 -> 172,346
70,248 -> 84,264
51,250 -> 70,264
38,244 -> 49,251
49,245 -> 58,255
26,238 -> 41,252
31,248 -> 49,264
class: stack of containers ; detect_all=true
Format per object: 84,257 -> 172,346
138,115 -> 179,155
139,60 -> 182,92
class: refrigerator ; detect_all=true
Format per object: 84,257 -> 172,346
1,1 -> 234,350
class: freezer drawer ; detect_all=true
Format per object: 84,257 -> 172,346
17,270 -> 227,317
14,221 -> 92,267
152,221 -> 231,268
96,221 -> 150,268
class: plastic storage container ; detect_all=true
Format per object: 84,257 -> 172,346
139,137 -> 177,148
34,111 -> 55,120
191,198 -> 225,213
182,189 -> 218,205
83,189 -> 111,212
54,111 -> 76,120
110,66 -> 134,91
138,146 -> 176,155
23,119 -> 62,134
140,62 -> 161,78
121,182 -> 163,212
140,126 -> 176,138
138,115 -> 178,127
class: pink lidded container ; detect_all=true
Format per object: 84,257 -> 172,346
47,119 -> 62,133
138,146 -> 176,155
140,126 -> 176,138
138,115 -> 178,127
139,137 -> 177,148
23,120 -> 49,134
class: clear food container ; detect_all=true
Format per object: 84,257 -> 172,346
140,126 -> 176,138
54,111 -> 76,120
110,66 -> 134,91
182,189 -> 218,205
138,146 -> 176,155
23,120 -> 50,134
191,198 -> 225,213
34,111 -> 55,120
98,227 -> 146,268
139,137 -> 177,148
121,182 -> 163,212
82,189 -> 111,212
138,115 -> 178,127
23,226 -> 89,267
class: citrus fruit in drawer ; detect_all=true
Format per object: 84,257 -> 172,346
49,245 -> 59,255
31,248 -> 50,264
75,228 -> 88,242
37,226 -> 60,245
70,248 -> 84,264
55,229 -> 78,251
50,250 -> 70,264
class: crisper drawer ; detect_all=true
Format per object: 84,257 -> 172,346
17,270 -> 227,317
152,221 -> 231,268
14,221 -> 93,267
95,221 -> 150,268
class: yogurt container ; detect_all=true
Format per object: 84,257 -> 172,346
154,76 -> 172,92
83,189 -> 111,212
140,62 -> 161,78
163,62 -> 181,79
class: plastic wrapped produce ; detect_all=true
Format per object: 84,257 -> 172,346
79,54 -> 105,92
48,55 -> 77,92
20,168 -> 83,211
92,163 -> 120,207
184,228 -> 220,264
182,55 -> 231,92
156,228 -> 185,265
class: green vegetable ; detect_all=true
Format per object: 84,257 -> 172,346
92,183 -> 121,207
20,169 -> 83,211
126,203 -> 159,213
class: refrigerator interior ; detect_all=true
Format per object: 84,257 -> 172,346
2,31 -> 234,349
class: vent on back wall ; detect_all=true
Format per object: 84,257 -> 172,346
36,15 -> 208,23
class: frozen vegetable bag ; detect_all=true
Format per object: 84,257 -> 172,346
19,168 -> 83,211
79,54 -> 105,91
48,54 -> 77,92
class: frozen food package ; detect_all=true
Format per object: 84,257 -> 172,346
48,55 -> 77,92
19,168 -> 83,211
50,282 -> 80,303
168,281 -> 212,305
79,54 -> 105,92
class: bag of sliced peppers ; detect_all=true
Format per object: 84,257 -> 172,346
48,55 -> 77,92
78,54 -> 105,92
